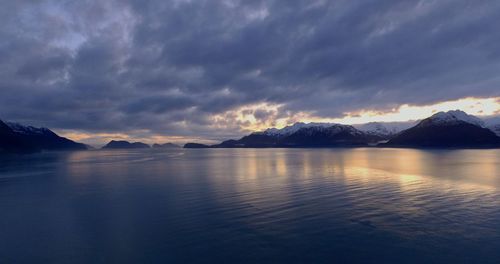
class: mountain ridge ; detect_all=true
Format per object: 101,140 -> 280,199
383,111 -> 500,148
152,143 -> 181,148
0,120 -> 87,153
102,140 -> 150,149
185,110 -> 500,149
190,123 -> 384,148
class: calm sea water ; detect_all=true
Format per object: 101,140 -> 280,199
1,148 -> 500,263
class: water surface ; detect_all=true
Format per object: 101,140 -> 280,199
1,148 -> 500,263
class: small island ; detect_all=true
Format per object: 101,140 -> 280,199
152,143 -> 181,148
102,140 -> 150,149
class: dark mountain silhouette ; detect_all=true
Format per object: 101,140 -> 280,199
6,122 -> 87,151
485,116 -> 500,137
383,110 -> 500,148
187,123 -> 383,148
215,134 -> 278,148
4,111 -> 499,153
276,125 -> 381,147
489,124 -> 500,137
215,124 -> 382,148
184,143 -> 210,148
0,120 -> 38,153
0,120 -> 86,153
152,143 -> 180,148
186,113 -> 500,149
102,140 -> 150,149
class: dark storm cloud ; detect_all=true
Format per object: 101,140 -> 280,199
1,0 -> 500,140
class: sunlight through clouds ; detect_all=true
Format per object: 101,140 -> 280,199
329,97 -> 500,124
220,97 -> 500,132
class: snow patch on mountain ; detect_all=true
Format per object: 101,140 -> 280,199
251,111 -> 496,139
293,124 -> 364,136
354,122 -> 415,137
6,122 -> 52,135
258,122 -> 338,136
422,110 -> 485,127
256,121 -> 415,138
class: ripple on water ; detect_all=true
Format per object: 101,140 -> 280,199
0,148 -> 499,263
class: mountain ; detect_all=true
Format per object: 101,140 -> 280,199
487,123 -> 500,137
102,140 -> 150,149
0,120 -> 86,153
258,122 -> 334,137
0,120 -> 38,153
383,110 -> 500,148
6,122 -> 87,151
184,143 -> 210,148
484,116 -> 500,136
152,143 -> 181,148
212,123 -> 382,148
354,121 -> 415,139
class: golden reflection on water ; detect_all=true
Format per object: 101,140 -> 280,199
62,148 -> 500,205
64,148 -> 500,189
196,148 -> 500,241
59,148 -> 500,241
214,148 -> 500,200
4,145 -> 500,263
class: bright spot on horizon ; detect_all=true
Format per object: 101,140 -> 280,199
321,96 -> 500,125
56,130 -> 215,147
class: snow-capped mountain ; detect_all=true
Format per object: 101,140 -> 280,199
354,122 -> 415,138
0,120 -> 37,153
289,124 -> 364,136
384,110 -> 500,148
210,123 -> 382,148
183,110 -> 500,149
7,122 -> 55,136
259,122 -> 338,137
421,110 -> 485,127
0,120 -> 87,153
260,121 -> 414,139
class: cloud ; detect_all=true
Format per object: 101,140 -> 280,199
1,0 -> 500,143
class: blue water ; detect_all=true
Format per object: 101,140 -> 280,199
1,148 -> 500,263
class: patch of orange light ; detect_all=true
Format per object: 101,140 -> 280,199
56,130 -> 212,147
330,97 -> 500,125
57,96 -> 500,144
57,131 -> 131,142
228,97 -> 500,131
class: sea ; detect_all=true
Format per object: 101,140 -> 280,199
1,148 -> 499,263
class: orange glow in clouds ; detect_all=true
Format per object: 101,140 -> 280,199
60,96 -> 500,145
326,97 -> 500,124
229,97 -> 500,132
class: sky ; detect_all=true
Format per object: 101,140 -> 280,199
1,0 -> 500,146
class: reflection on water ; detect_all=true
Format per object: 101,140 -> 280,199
0,148 -> 500,263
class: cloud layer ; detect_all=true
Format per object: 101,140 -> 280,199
1,0 -> 500,142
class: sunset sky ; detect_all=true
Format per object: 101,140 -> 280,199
1,1 -> 499,145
